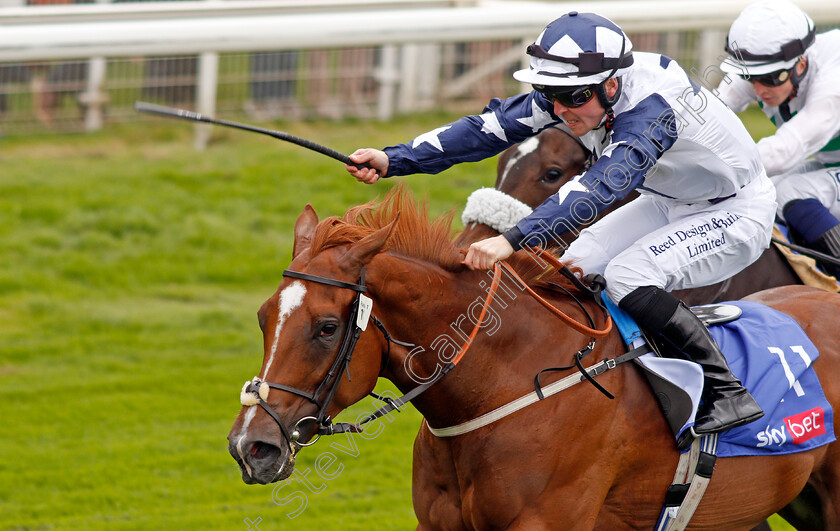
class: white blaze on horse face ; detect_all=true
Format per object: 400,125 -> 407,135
261,281 -> 307,380
235,406 -> 258,476
499,136 -> 540,187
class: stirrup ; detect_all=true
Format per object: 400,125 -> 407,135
693,409 -> 764,435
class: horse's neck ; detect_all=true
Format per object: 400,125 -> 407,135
453,223 -> 499,247
368,254 -> 617,428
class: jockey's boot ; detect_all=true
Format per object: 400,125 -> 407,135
783,199 -> 840,277
658,301 -> 764,435
811,224 -> 840,278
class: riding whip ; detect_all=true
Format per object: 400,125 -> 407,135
771,237 -> 840,268
134,101 -> 378,176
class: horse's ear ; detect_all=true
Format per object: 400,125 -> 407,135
293,204 -> 319,258
344,214 -> 399,268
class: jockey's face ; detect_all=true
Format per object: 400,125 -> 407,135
553,78 -> 618,136
752,79 -> 793,107
748,58 -> 806,107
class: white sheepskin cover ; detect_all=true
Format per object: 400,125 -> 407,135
240,377 -> 270,406
461,188 -> 533,234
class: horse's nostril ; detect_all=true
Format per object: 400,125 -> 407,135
250,441 -> 279,461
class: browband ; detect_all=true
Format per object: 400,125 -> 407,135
283,269 -> 367,293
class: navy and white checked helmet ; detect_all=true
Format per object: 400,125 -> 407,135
721,0 -> 815,76
513,11 -> 634,87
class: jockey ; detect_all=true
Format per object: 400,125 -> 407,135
346,12 -> 776,440
718,0 -> 840,275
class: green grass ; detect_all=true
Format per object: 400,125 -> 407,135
0,105 -> 795,530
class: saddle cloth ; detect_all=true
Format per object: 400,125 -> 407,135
772,223 -> 840,293
605,298 -> 836,457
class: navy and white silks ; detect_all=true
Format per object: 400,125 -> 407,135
384,52 -> 777,303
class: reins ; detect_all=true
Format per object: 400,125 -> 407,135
358,262 -> 503,425
501,246 -> 613,338
362,250 -> 614,426
241,248 -> 615,446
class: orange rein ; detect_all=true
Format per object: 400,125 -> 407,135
500,247 -> 613,338
451,262 -> 503,366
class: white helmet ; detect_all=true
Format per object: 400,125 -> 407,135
721,0 -> 815,76
513,11 -> 634,87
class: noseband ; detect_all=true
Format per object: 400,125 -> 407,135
240,266 -> 412,447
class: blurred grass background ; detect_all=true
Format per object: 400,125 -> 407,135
0,106 -> 792,530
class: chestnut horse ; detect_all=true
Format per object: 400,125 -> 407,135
228,188 -> 840,529
455,126 -> 802,306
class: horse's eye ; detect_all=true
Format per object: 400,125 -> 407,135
320,323 -> 339,338
541,168 -> 564,184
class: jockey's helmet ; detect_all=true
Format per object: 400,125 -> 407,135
721,0 -> 815,77
513,11 -> 634,88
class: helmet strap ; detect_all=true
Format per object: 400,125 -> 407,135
596,78 -> 622,110
595,77 -> 621,131
789,56 -> 809,94
595,32 -> 627,130
780,57 -> 808,122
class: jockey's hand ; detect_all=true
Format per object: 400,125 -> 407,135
346,149 -> 389,184
463,235 -> 514,270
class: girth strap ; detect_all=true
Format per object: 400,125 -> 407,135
655,433 -> 719,531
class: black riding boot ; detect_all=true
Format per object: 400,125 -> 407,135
659,301 -> 764,434
620,286 -> 764,436
811,224 -> 840,278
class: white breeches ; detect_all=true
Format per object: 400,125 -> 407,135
563,175 -> 777,303
772,160 -> 840,219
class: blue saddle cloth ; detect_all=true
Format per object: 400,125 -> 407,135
606,298 -> 835,457
711,300 -> 835,457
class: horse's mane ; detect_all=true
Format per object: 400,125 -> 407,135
308,184 -> 582,288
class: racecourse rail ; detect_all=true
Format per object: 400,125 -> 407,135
1,0 -> 839,146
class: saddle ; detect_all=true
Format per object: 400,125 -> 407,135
605,296 -> 835,457
635,303 -> 742,438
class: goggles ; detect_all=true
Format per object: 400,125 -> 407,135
533,84 -> 597,108
739,68 -> 792,87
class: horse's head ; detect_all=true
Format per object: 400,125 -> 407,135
456,127 -> 590,247
227,203 -> 397,485
495,126 -> 590,209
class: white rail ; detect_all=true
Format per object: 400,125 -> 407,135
2,0 -> 839,62
1,0 -> 838,145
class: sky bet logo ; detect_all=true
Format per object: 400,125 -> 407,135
756,407 -> 825,447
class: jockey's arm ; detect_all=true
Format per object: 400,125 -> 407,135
757,91 -> 840,176
347,148 -> 389,184
503,96 -> 678,251
379,92 -> 558,178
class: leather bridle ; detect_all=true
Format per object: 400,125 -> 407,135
240,266 -> 406,447
240,252 -> 613,448
238,262 -> 499,448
